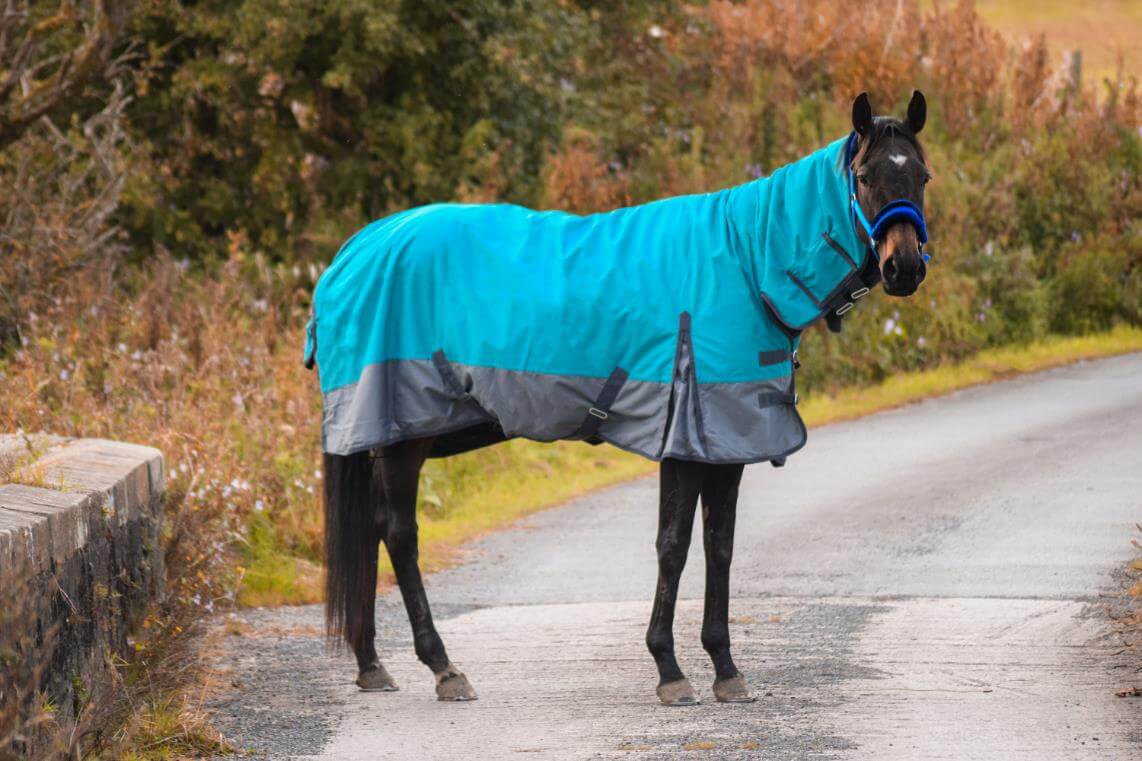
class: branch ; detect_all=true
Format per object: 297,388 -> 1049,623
0,0 -> 120,151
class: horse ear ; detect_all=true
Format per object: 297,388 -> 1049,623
907,89 -> 926,134
852,92 -> 873,136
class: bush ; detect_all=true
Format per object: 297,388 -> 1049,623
971,245 -> 1049,345
1049,244 -> 1139,334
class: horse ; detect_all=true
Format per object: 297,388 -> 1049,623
309,91 -> 931,705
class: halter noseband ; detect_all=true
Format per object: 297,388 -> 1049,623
845,132 -> 929,263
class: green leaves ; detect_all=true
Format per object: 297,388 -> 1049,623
123,0 -> 606,259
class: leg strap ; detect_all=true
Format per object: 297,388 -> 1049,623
574,366 -> 629,440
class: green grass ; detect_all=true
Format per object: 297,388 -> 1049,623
241,325 -> 1142,607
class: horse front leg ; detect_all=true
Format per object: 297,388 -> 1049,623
646,458 -> 703,705
376,437 -> 477,701
699,463 -> 754,703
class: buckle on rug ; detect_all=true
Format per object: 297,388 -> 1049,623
588,407 -> 609,420
850,287 -> 870,300
835,302 -> 854,316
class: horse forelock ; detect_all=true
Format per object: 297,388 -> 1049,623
855,117 -> 926,169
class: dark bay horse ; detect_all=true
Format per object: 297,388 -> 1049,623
319,92 -> 930,705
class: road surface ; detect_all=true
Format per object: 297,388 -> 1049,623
206,353 -> 1142,759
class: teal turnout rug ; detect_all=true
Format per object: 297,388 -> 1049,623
306,134 -> 879,463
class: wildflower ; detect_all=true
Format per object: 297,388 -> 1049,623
648,24 -> 665,38
917,336 -> 927,348
883,318 -> 896,335
117,343 -> 127,353
59,368 -> 69,381
254,500 -> 265,513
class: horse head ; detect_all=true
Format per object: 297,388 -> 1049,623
850,90 -> 930,297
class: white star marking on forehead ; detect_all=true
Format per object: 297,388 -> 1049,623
890,153 -> 908,167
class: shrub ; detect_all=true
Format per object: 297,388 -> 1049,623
1049,245 -> 1138,334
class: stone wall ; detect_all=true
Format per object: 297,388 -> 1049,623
0,435 -> 165,758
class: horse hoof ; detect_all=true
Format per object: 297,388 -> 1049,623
713,674 -> 755,703
657,678 -> 700,706
435,663 -> 478,701
356,663 -> 399,692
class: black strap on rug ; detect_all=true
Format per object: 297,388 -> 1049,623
304,319 -> 317,370
574,366 -> 629,440
757,391 -> 798,407
432,349 -> 469,398
758,349 -> 791,367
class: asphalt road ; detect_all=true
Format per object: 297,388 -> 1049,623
207,353 -> 1142,760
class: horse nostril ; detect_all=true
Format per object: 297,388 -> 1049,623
915,259 -> 927,286
883,257 -> 899,283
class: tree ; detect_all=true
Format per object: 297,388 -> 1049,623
123,0 -> 596,259
0,0 -> 124,150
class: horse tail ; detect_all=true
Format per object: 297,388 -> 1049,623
323,450 -> 377,651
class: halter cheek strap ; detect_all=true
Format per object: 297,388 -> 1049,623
845,132 -> 930,263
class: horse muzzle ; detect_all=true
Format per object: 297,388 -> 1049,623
882,248 -> 927,296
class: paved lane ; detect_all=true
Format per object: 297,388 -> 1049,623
208,353 -> 1142,759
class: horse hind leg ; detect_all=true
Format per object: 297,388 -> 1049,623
377,437 -> 477,701
354,453 -> 402,691
322,451 -> 397,691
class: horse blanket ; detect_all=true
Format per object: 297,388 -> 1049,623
306,134 -> 879,463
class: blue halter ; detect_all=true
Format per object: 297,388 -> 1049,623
844,132 -> 930,263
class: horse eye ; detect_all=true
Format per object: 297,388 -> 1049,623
922,173 -> 932,185
858,173 -> 870,187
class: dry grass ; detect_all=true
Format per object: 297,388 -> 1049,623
967,0 -> 1140,81
683,741 -> 718,751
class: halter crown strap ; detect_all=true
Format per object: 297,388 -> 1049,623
845,132 -> 931,263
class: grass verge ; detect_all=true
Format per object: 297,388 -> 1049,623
242,325 -> 1142,608
801,325 -> 1142,426
238,440 -> 653,606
